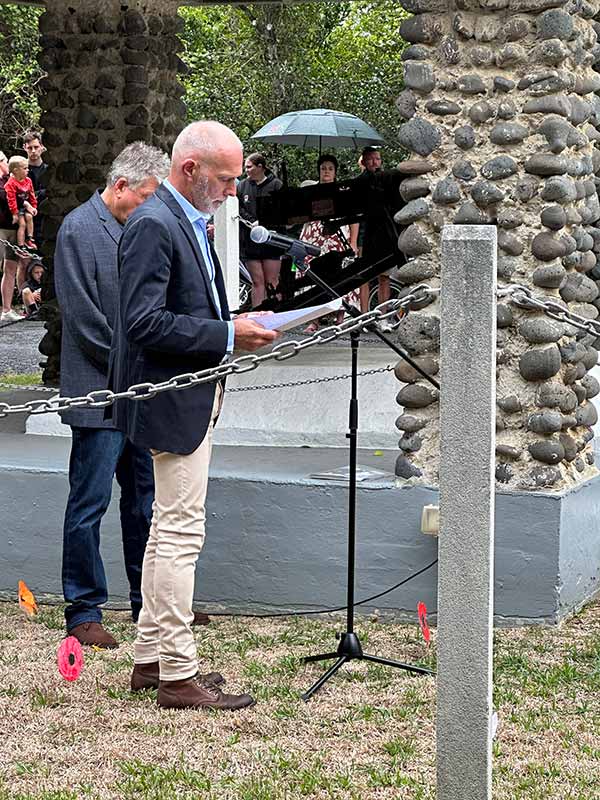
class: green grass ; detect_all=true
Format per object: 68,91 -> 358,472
0,371 -> 42,386
116,758 -> 212,799
1,602 -> 600,799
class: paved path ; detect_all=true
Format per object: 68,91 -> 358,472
0,319 -> 46,375
0,316 -> 388,379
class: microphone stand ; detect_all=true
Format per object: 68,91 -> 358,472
286,242 -> 435,701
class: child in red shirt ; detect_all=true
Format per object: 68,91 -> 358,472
5,155 -> 37,252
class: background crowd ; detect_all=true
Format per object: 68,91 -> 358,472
236,143 -> 400,331
0,137 -> 401,330
0,131 -> 47,322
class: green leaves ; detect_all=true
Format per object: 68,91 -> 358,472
179,1 -> 409,184
0,5 -> 43,147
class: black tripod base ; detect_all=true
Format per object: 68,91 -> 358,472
301,632 -> 434,701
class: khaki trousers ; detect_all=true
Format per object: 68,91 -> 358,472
134,384 -> 223,681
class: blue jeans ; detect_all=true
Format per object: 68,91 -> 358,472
62,427 -> 154,630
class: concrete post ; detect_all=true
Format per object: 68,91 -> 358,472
214,195 -> 240,312
437,225 -> 497,800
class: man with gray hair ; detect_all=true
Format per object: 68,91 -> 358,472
54,141 -> 170,648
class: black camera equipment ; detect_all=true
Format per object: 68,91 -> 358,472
253,171 -> 406,313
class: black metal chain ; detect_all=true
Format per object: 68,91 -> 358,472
227,364 -> 395,393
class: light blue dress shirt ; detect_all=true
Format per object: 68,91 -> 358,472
163,179 -> 234,353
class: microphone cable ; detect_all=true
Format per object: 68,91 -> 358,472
205,557 -> 439,619
29,558 -> 438,619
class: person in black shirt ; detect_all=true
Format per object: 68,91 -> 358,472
23,131 -> 48,248
357,146 -> 403,329
237,153 -> 282,306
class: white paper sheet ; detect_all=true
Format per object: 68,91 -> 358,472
247,298 -> 343,332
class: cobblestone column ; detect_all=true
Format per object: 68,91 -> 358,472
37,0 -> 186,384
393,0 -> 600,491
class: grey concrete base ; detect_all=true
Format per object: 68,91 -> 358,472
1,433 -> 599,624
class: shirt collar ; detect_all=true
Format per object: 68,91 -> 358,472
163,178 -> 211,226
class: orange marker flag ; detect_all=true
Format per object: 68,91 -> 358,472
18,580 -> 38,617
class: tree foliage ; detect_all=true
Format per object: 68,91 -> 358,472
179,1 -> 408,184
0,0 -> 408,183
0,4 -> 43,152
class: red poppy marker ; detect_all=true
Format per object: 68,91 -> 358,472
417,601 -> 431,645
57,636 -> 84,681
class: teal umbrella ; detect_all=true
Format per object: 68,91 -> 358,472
251,108 -> 384,152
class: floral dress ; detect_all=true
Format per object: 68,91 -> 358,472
299,221 -> 360,312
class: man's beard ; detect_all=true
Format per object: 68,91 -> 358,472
191,174 -> 220,215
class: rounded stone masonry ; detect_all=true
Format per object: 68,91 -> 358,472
392,0 -> 600,489
454,203 -> 489,224
520,345 -> 562,382
396,384 -> 439,409
400,177 -> 431,202
395,413 -> 428,433
519,317 -> 565,343
432,177 -> 461,205
395,199 -> 430,225
528,440 -> 566,465
481,156 -> 519,180
398,117 -> 442,156
540,205 -> 567,229
527,411 -> 563,433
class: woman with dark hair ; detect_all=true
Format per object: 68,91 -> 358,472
237,152 -> 283,306
300,154 -> 359,332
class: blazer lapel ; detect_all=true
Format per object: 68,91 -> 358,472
90,190 -> 122,246
155,184 -> 221,318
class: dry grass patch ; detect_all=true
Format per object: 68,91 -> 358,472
0,599 -> 598,799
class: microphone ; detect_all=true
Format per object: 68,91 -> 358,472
250,225 -> 322,258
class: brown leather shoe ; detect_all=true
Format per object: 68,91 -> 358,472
131,662 -> 225,692
69,622 -> 118,649
191,611 -> 211,626
157,674 -> 255,711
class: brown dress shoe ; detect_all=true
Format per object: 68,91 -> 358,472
157,674 -> 255,711
69,622 -> 118,649
131,662 -> 225,692
191,611 -> 211,626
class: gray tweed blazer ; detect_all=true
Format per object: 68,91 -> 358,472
54,190 -> 122,428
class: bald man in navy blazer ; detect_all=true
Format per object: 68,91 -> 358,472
108,121 -> 278,711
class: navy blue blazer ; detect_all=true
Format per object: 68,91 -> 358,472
107,183 -> 231,455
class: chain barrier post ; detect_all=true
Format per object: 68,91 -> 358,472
213,196 -> 240,312
437,225 -> 497,800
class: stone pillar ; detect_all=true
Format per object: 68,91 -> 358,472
394,0 -> 600,491
437,225 -> 496,800
36,0 -> 187,385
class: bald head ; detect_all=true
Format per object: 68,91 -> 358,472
170,120 -> 243,214
172,121 -> 241,164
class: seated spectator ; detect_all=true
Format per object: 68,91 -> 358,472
5,156 -> 37,252
21,260 -> 44,319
